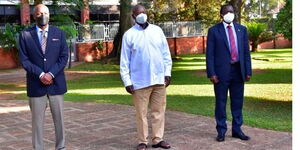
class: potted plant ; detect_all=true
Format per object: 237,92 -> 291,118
0,23 -> 27,69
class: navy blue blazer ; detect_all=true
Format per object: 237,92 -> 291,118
19,25 -> 68,97
206,22 -> 252,81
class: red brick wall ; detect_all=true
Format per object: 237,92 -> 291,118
167,36 -> 206,55
76,35 -> 291,62
258,36 -> 292,49
76,36 -> 208,62
76,36 -> 207,62
76,42 -> 113,62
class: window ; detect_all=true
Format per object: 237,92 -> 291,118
0,5 -> 20,25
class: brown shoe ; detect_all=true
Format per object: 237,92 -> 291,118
152,141 -> 171,149
137,143 -> 147,150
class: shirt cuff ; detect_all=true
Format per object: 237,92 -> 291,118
124,80 -> 132,87
48,72 -> 55,78
39,72 -> 45,78
164,70 -> 171,77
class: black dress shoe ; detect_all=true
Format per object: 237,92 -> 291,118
216,134 -> 225,142
137,143 -> 147,150
152,141 -> 171,149
232,131 -> 250,140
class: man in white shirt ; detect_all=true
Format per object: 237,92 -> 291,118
120,4 -> 172,150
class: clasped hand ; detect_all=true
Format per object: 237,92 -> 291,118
40,73 -> 53,85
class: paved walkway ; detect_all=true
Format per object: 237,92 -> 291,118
0,100 -> 292,150
0,62 -> 84,85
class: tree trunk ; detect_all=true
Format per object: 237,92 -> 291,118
229,0 -> 243,24
194,3 -> 200,20
251,42 -> 258,52
108,0 -> 133,59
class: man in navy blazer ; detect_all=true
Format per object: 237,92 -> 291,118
206,4 -> 252,142
19,4 -> 68,150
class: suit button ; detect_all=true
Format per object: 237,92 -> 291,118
44,58 -> 46,62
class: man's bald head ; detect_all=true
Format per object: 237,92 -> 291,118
33,4 -> 50,28
132,4 -> 146,18
33,4 -> 49,19
132,5 -> 145,13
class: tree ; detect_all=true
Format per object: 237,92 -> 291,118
149,0 -> 226,28
108,0 -> 133,59
243,0 -> 285,22
195,0 -> 226,27
275,0 -> 292,40
228,0 -> 245,23
108,0 -> 249,59
242,0 -> 285,37
148,0 -> 247,28
246,22 -> 267,52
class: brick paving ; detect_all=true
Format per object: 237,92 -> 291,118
0,100 -> 292,150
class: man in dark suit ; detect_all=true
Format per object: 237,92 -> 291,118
206,4 -> 252,142
19,4 -> 68,150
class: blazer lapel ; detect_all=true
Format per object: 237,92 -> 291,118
45,26 -> 55,55
217,23 -> 230,53
29,26 -> 44,56
234,23 -> 243,58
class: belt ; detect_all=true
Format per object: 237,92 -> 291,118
230,61 -> 240,65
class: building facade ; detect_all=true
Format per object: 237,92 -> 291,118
0,0 -> 120,27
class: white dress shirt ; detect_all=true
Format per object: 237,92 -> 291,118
223,22 -> 239,61
120,23 -> 172,90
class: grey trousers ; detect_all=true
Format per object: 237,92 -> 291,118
29,94 -> 65,150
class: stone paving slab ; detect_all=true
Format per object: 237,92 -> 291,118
0,100 -> 292,150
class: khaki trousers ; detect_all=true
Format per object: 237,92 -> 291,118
132,85 -> 166,144
29,94 -> 65,150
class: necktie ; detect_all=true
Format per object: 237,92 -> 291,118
41,30 -> 47,54
227,25 -> 238,62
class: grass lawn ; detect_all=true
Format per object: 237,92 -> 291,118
6,48 -> 292,132
0,68 -> 20,73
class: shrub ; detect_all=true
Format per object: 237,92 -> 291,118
246,22 -> 267,52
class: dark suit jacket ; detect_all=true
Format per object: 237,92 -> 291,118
206,22 -> 252,81
19,25 -> 68,97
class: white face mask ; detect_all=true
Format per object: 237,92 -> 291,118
135,13 -> 147,24
223,13 -> 235,24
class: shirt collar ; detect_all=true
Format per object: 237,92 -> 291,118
223,21 -> 234,28
134,22 -> 150,30
36,25 -> 49,33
